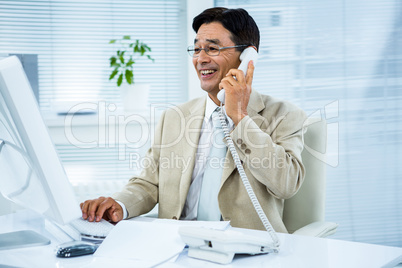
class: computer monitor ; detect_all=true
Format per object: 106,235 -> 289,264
0,56 -> 81,248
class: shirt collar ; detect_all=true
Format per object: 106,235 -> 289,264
205,95 -> 219,120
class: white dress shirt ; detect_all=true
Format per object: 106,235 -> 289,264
180,96 -> 233,220
118,96 -> 233,220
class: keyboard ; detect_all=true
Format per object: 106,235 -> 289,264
70,218 -> 115,241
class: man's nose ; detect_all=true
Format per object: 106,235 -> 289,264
197,49 -> 211,63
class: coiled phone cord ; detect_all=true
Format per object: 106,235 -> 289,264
218,107 -> 280,250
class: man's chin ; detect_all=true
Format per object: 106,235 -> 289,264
200,85 -> 219,95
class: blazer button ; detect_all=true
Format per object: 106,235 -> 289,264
237,139 -> 243,144
245,149 -> 251,154
172,216 -> 178,220
241,144 -> 247,150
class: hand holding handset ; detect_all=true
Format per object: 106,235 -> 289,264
217,46 -> 278,249
217,46 -> 259,104
179,47 -> 280,264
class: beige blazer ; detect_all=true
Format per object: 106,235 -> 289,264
113,90 -> 307,233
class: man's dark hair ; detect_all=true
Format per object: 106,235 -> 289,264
192,7 -> 260,52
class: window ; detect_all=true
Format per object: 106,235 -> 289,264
0,0 -> 186,110
0,1 -> 186,186
215,0 -> 402,247
270,11 -> 281,27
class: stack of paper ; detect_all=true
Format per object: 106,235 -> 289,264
93,218 -> 229,267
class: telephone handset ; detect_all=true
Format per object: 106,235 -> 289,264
217,46 -> 259,104
179,47 -> 280,264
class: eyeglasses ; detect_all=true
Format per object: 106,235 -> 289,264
187,44 -> 248,57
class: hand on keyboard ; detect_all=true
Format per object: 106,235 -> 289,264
80,196 -> 124,223
70,218 -> 115,240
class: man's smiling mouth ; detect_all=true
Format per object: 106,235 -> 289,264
200,69 -> 216,76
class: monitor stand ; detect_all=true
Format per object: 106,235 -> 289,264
0,140 -> 50,250
0,230 -> 50,250
0,153 -> 50,251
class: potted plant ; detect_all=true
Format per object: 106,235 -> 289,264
109,35 -> 154,111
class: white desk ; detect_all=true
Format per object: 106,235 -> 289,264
1,211 -> 402,268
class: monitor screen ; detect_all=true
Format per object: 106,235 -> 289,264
0,56 -> 81,225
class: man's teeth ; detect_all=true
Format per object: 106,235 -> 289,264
201,70 -> 215,75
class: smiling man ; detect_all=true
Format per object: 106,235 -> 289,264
80,7 -> 307,233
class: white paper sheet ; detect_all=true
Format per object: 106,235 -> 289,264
93,218 -> 230,267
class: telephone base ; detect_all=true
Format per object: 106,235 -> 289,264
187,247 -> 235,264
179,226 -> 278,264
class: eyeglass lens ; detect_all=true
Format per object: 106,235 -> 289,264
190,44 -> 220,57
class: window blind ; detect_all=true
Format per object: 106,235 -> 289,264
55,143 -> 142,181
216,0 -> 402,247
0,1 -> 185,185
0,0 -> 186,109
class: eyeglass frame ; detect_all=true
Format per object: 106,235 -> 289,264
187,44 -> 249,57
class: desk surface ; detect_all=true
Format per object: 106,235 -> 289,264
1,211 -> 401,268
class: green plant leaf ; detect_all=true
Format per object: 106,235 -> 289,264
125,69 -> 133,84
117,73 -> 123,86
109,68 -> 119,80
109,56 -> 117,66
126,59 -> 135,66
119,54 -> 125,64
144,44 -> 151,52
109,36 -> 154,85
147,55 -> 154,62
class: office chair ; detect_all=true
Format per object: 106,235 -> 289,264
282,118 -> 338,237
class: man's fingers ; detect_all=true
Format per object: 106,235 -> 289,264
80,196 -> 124,223
245,60 -> 255,87
105,202 -> 123,223
95,197 -> 117,222
225,69 -> 246,84
219,78 -> 235,91
80,200 -> 95,220
82,197 -> 105,221
80,203 -> 87,220
224,63 -> 254,89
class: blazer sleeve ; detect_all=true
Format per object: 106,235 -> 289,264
230,107 -> 307,199
111,110 -> 166,218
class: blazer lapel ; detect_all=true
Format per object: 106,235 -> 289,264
179,97 -> 207,205
220,90 -> 267,186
